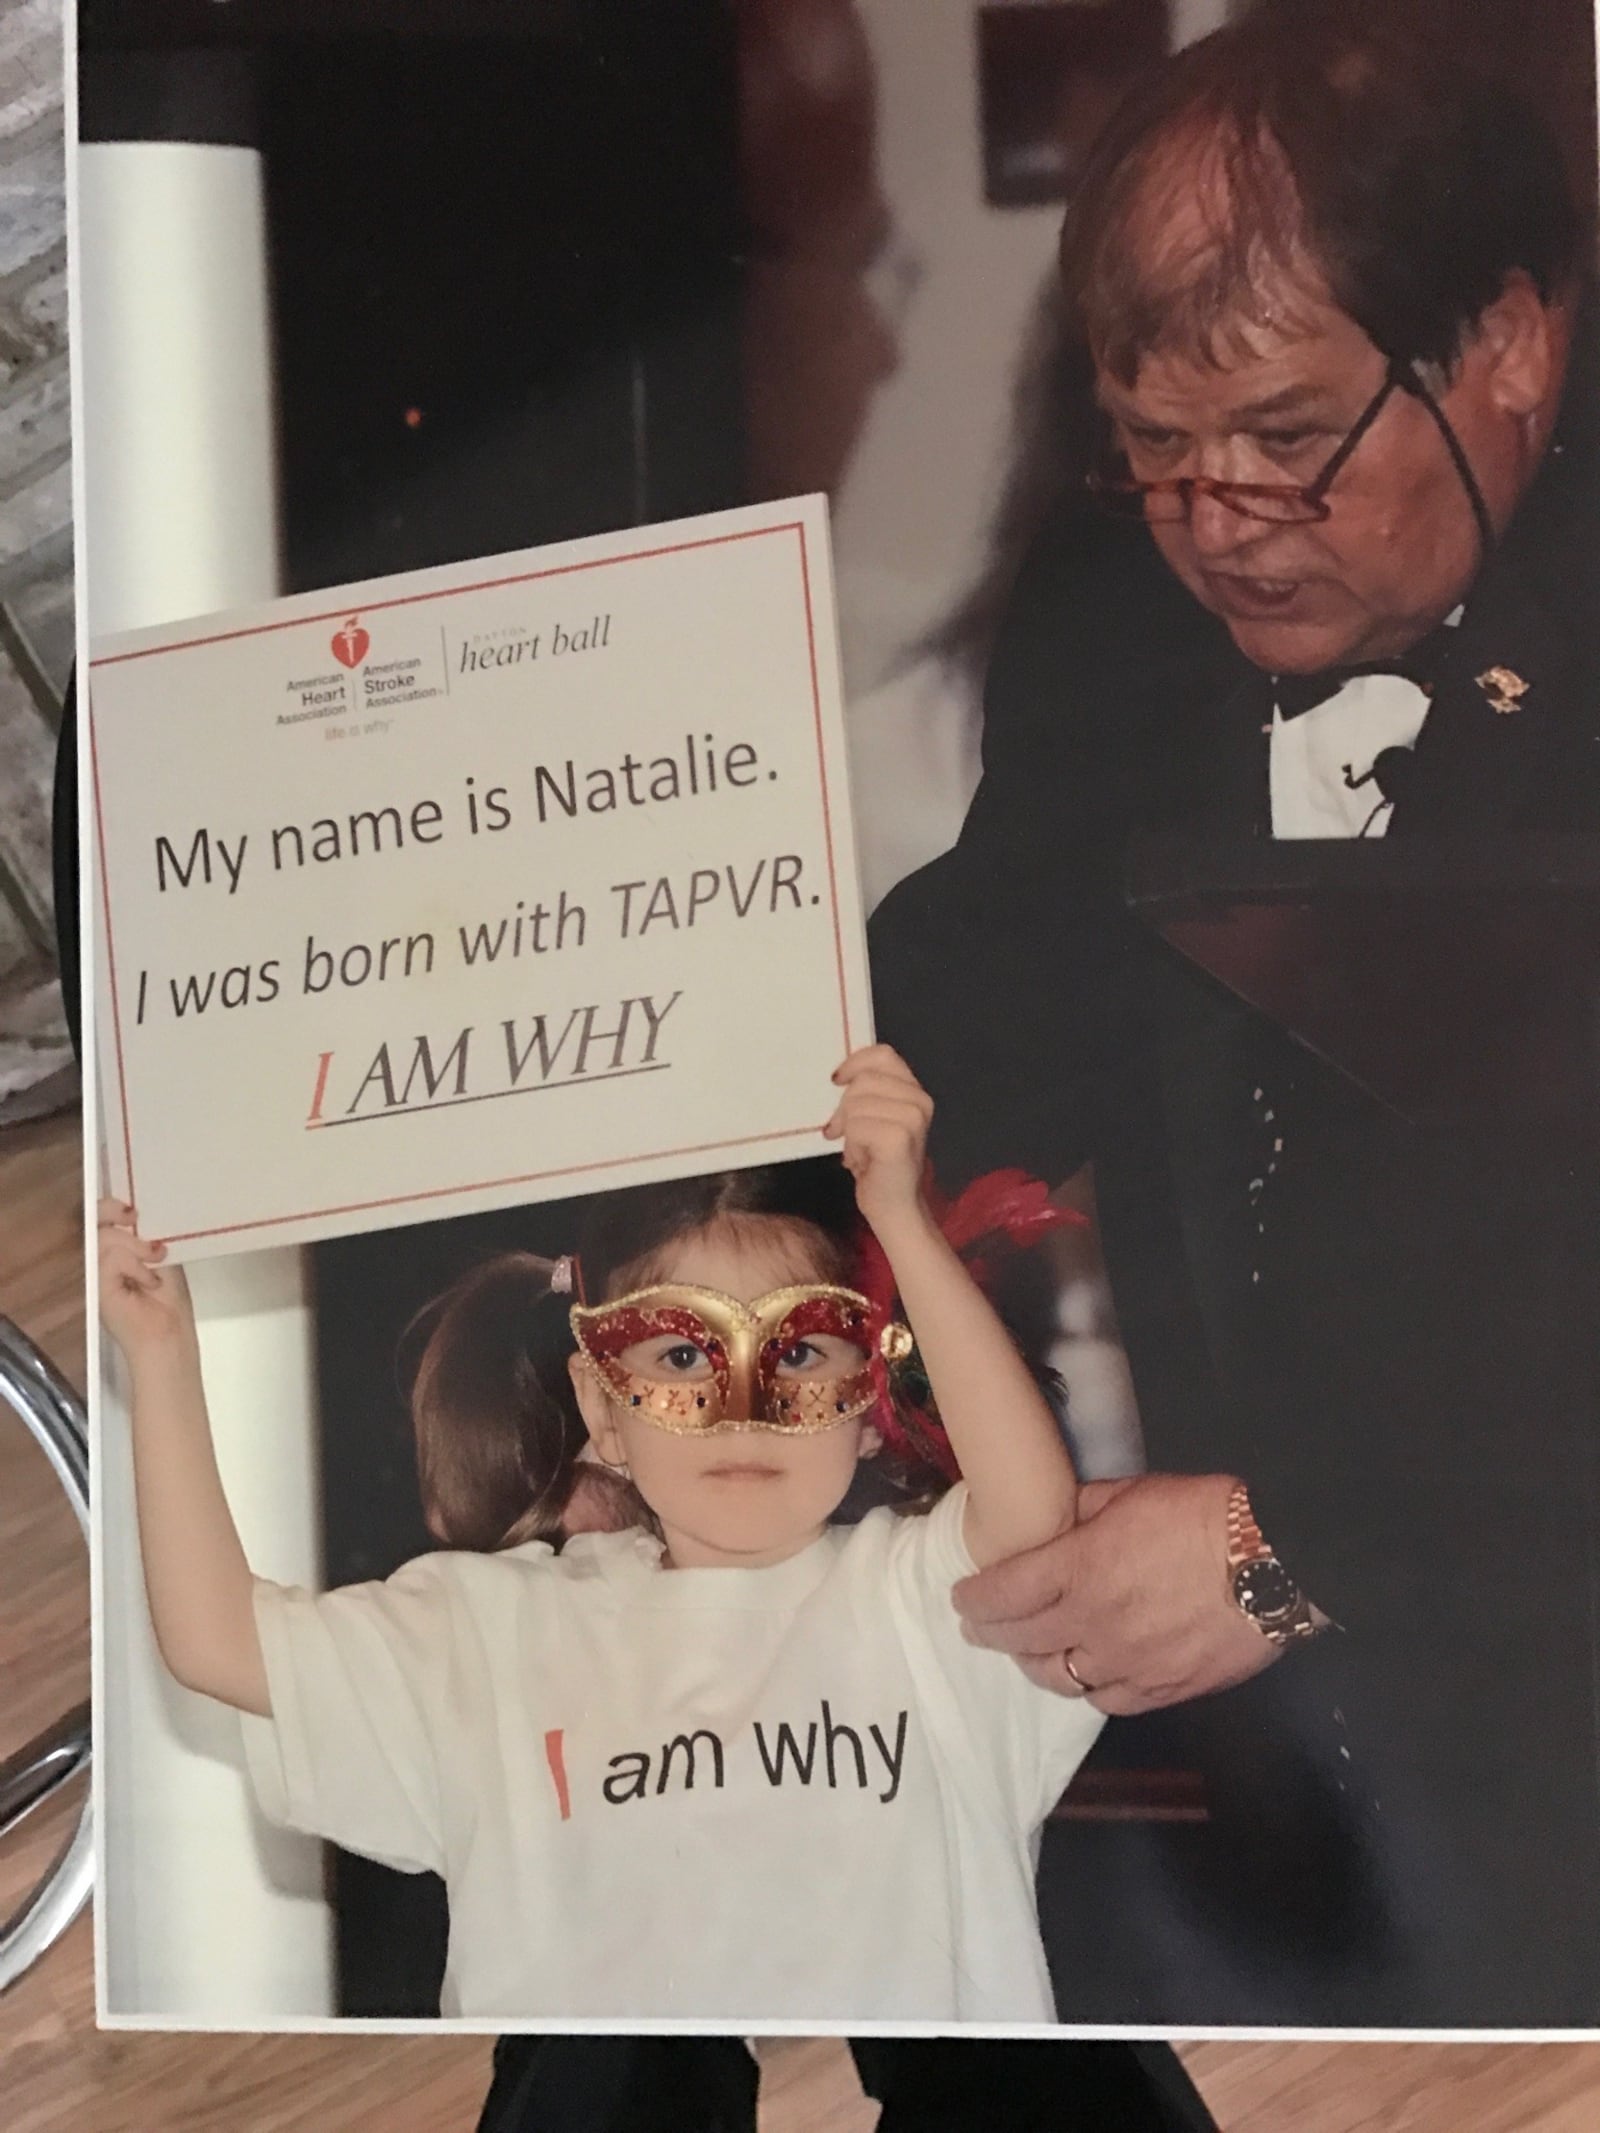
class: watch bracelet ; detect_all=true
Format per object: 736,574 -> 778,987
1226,1480 -> 1317,1641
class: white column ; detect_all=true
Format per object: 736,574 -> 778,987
77,141 -> 334,2020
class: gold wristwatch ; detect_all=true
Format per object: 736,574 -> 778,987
1226,1482 -> 1319,1646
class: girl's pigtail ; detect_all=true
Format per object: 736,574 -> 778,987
408,1254 -> 593,1552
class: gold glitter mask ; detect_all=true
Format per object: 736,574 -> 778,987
570,1282 -> 907,1435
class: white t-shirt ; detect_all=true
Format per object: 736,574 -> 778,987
240,1484 -> 1103,2024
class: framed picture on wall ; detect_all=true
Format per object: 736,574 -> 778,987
978,0 -> 1168,207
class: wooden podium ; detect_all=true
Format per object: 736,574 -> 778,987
1125,834 -> 1600,1138
1053,834 -> 1600,1832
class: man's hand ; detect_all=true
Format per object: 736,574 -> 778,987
952,1472 -> 1285,1715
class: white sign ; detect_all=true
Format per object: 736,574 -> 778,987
90,498 -> 872,1258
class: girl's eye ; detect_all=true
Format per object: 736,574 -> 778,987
773,1334 -> 866,1375
618,1336 -> 714,1380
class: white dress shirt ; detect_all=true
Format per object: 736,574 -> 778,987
1269,610 -> 1462,839
1269,673 -> 1432,838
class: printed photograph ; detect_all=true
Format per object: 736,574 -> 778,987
81,0 -> 1600,2060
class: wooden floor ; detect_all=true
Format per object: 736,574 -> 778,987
6,1107 -> 1600,2130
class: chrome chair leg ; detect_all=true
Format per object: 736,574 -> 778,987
0,1314 -> 92,1994
0,1705 -> 91,1833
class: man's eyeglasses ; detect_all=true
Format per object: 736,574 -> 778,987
1088,356 -> 1495,552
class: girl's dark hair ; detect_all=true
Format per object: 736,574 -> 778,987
407,1159 -> 875,1552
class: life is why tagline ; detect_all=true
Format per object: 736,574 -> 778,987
89,499 -> 873,1260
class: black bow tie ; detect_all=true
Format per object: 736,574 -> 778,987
1273,650 -> 1439,720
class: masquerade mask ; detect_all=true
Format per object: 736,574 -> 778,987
570,1282 -> 913,1435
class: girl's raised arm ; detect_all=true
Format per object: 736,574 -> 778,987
98,1202 -> 270,1715
826,1050 -> 1078,1568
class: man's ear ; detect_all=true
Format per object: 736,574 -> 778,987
568,1352 -> 626,1469
1473,271 -> 1562,421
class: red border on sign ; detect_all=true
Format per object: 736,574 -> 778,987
90,524 -> 805,667
155,1123 -> 831,1247
91,517 -> 860,1246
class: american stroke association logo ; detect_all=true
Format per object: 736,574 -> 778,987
278,609 -> 446,730
331,615 -> 371,669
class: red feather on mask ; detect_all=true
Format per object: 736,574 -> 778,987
854,1168 -> 1085,1484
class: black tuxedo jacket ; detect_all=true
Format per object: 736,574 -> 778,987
869,364 -> 1600,2024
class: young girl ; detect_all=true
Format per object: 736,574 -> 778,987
99,1045 -> 1103,2024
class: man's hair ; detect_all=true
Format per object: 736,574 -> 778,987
1064,3 -> 1585,384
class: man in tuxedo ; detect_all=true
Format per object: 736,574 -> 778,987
872,8 -> 1600,2025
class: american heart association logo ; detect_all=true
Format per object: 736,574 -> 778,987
331,616 -> 370,669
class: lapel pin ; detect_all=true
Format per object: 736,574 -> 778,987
1476,666 -> 1531,716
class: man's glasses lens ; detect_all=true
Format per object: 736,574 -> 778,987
1086,365 -> 1410,530
1089,469 -> 1328,525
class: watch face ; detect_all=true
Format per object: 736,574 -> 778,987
1234,1558 -> 1300,1622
